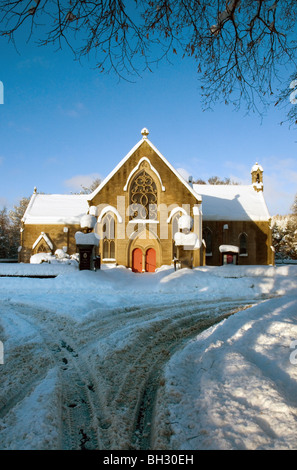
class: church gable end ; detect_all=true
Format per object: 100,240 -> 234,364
86,129 -> 202,270
88,134 -> 200,210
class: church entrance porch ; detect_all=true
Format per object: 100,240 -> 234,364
219,245 -> 239,265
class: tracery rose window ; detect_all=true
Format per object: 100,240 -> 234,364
130,170 -> 158,220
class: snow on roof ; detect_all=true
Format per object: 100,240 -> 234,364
22,185 -> 270,225
251,162 -> 263,173
22,194 -> 89,225
219,245 -> 240,253
192,184 -> 270,221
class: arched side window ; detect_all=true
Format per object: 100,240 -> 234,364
102,213 -> 115,260
36,243 -> 49,254
130,170 -> 158,220
239,232 -> 248,255
203,227 -> 212,255
172,212 -> 181,259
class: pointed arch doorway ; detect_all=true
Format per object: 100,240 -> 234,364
130,227 -> 160,273
132,247 -> 157,273
132,248 -> 142,273
145,248 -> 156,273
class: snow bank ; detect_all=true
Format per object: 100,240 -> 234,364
0,368 -> 62,450
30,252 -> 78,266
0,264 -> 296,320
0,262 -> 78,277
165,295 -> 297,450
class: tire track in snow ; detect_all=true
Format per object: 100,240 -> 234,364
0,302 -> 109,450
82,300 -> 255,449
0,298 -> 257,450
132,303 -> 254,450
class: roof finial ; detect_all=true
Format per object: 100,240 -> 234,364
33,186 -> 37,194
141,127 -> 149,139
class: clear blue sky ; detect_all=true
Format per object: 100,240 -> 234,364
0,28 -> 296,217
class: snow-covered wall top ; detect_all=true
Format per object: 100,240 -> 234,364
193,184 -> 270,221
74,231 -> 100,246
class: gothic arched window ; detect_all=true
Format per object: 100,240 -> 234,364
239,232 -> 248,255
102,213 -> 115,259
172,212 -> 181,259
203,227 -> 212,255
36,243 -> 49,254
130,170 -> 158,220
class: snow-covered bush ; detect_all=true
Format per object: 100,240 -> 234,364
70,253 -> 79,263
30,251 -> 79,265
30,253 -> 56,264
54,249 -> 69,259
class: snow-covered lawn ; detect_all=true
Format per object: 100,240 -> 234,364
0,263 -> 296,450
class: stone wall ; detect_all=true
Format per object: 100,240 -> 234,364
19,223 -> 81,263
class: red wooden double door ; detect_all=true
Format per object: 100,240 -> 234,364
132,248 -> 156,273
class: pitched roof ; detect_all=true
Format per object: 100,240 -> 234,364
193,184 -> 270,221
22,193 -> 89,225
87,135 -> 202,203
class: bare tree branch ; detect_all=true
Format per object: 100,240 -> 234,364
1,0 -> 297,120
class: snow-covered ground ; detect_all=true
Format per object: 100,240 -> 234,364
164,294 -> 297,450
0,263 -> 296,450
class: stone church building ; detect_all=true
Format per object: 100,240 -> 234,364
20,129 -> 274,271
